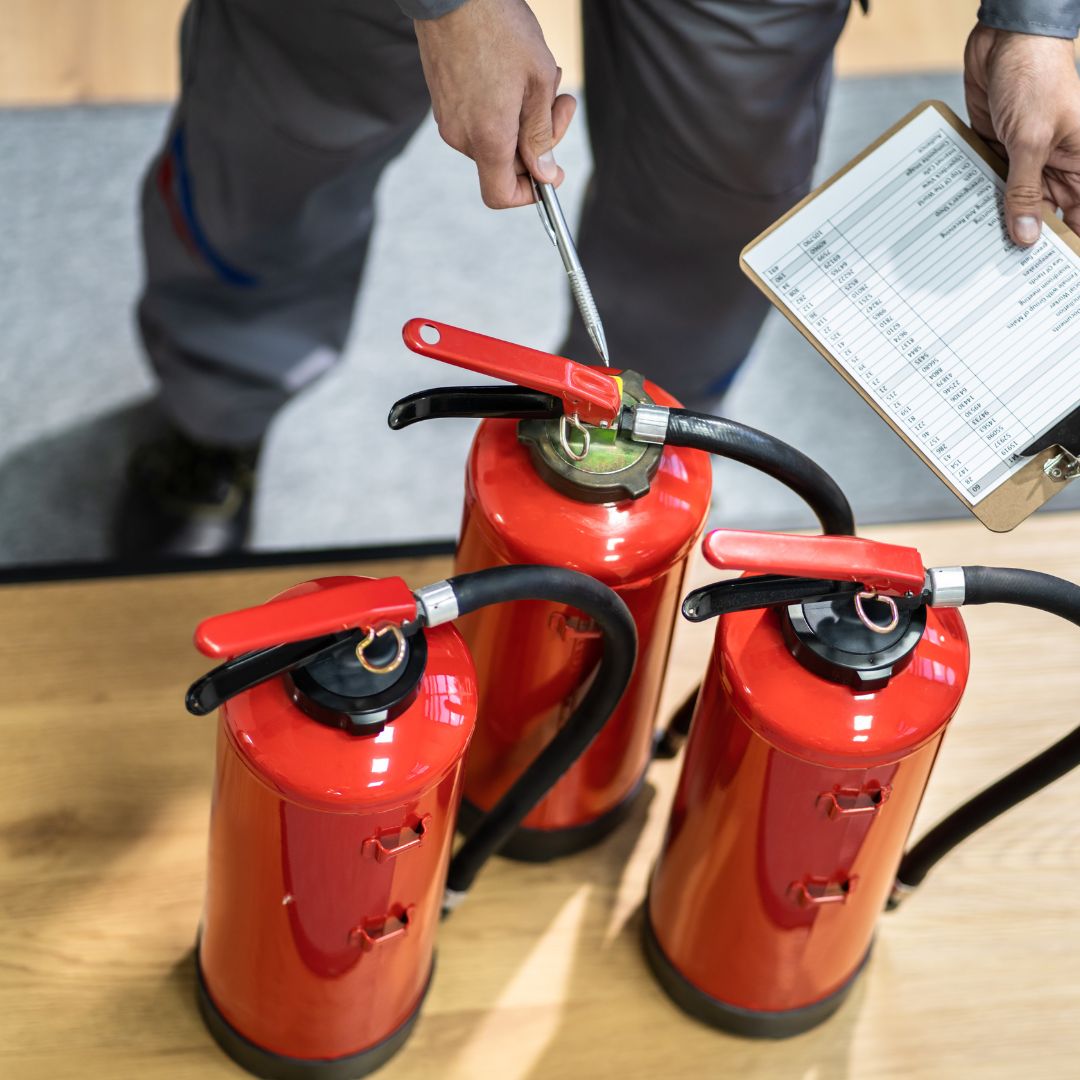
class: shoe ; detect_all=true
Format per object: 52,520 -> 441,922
112,427 -> 261,559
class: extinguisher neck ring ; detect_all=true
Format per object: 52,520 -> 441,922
415,580 -> 459,627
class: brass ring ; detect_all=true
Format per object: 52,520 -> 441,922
355,624 -> 407,674
854,591 -> 900,636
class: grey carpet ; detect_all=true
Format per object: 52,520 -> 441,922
2,72 -> 1076,567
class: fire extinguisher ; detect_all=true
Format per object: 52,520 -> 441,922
644,527 -> 1080,1037
389,318 -> 855,860
183,565 -> 636,1078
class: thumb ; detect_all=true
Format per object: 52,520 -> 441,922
519,83 -> 559,183
1004,135 -> 1051,246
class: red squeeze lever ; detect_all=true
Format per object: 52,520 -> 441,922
702,530 -> 927,596
195,577 -> 418,658
402,318 -> 622,425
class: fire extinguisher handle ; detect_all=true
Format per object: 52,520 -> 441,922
702,529 -> 927,596
193,577 -> 418,658
401,318 -> 623,425
387,385 -> 563,430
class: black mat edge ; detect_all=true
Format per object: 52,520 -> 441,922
0,538 -> 457,586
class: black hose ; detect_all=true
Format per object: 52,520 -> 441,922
443,565 -> 637,901
895,566 -> 1080,894
663,409 -> 856,537
653,410 -> 854,757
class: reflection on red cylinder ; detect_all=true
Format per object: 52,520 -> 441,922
198,594 -> 478,1062
647,604 -> 970,1020
455,387 -> 712,839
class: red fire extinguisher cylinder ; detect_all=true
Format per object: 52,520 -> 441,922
392,319 -> 855,859
186,566 -> 635,1078
645,531 -> 970,1037
646,530 -> 1080,1038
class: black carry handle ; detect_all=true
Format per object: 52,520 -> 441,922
441,565 -> 637,909
388,386 -> 563,430
892,565 -> 1080,904
682,575 -> 863,623
185,631 -> 357,716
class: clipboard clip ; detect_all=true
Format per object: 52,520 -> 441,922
1021,407 -> 1080,483
1043,449 -> 1080,483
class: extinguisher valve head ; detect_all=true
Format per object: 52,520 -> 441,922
518,369 -> 663,503
185,576 -> 427,724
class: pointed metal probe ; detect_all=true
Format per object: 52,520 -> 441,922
531,177 -> 610,367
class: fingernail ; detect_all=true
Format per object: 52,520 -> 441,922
1015,215 -> 1040,244
538,150 -> 557,180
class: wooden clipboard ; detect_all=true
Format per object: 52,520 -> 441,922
740,100 -> 1080,533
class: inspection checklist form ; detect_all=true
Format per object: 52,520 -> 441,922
743,102 -> 1080,505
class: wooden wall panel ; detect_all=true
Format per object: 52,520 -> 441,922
0,0 -> 185,106
836,1 -> 978,76
0,0 -> 980,108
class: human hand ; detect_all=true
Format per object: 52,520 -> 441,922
965,25 -> 1080,245
414,0 -> 577,209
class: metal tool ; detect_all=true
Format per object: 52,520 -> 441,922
531,177 -> 610,366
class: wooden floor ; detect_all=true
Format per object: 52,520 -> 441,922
3,512 -> 1080,1077
0,0 -> 981,107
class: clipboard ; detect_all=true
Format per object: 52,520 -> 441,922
740,100 -> 1080,533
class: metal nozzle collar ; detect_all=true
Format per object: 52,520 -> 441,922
416,581 -> 459,627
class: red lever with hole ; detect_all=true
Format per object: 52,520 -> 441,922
402,318 -> 622,425
702,530 -> 926,595
194,577 -> 418,658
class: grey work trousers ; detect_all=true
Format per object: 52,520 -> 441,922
139,0 -> 852,446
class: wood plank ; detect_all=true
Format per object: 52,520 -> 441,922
0,0 -> 185,107
3,512 -> 1080,1076
0,0 -> 979,108
835,2 -> 974,77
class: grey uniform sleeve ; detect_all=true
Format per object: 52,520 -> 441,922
396,0 -> 471,18
978,1 -> 1080,38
